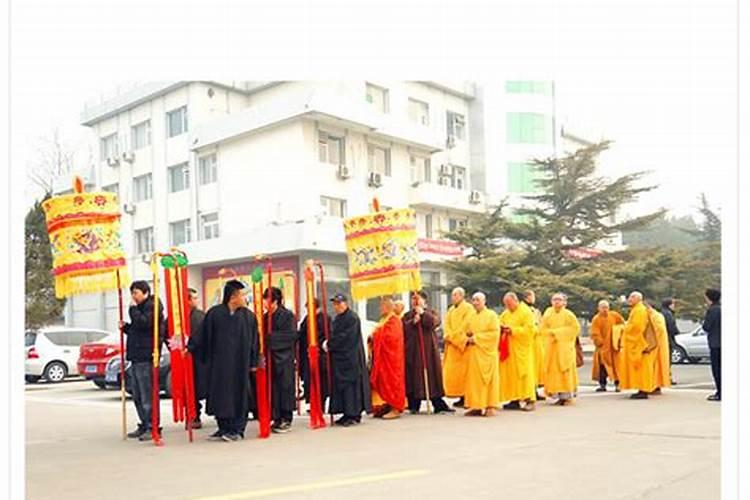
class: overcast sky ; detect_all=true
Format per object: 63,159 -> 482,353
16,0 -> 736,222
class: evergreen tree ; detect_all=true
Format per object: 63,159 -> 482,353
25,196 -> 65,328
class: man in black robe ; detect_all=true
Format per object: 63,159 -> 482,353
298,298 -> 330,411
326,294 -> 371,426
403,291 -> 453,414
187,280 -> 259,442
187,288 -> 207,429
263,286 -> 298,434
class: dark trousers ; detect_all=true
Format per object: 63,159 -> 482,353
598,364 -> 609,387
217,416 -> 248,436
129,361 -> 156,430
408,397 -> 449,412
274,410 -> 293,424
710,347 -> 721,397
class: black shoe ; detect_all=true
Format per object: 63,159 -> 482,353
452,398 -> 465,408
595,386 -> 607,393
340,419 -> 355,427
272,421 -> 291,434
707,393 -> 721,401
536,392 -> 546,401
127,426 -> 146,439
207,430 -> 225,441
191,418 -> 202,429
434,406 -> 456,414
271,420 -> 281,429
221,432 -> 242,442
351,415 -> 362,423
138,429 -> 161,441
629,391 -> 649,400
503,401 -> 521,410
334,416 -> 348,426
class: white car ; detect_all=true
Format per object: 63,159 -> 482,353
672,326 -> 710,364
25,327 -> 112,383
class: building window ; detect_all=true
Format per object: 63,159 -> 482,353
130,120 -> 151,149
168,163 -> 190,193
446,111 -> 466,140
505,81 -> 553,95
410,155 -> 431,184
365,83 -> 389,113
451,165 -> 467,190
99,133 -> 118,161
102,183 -> 119,197
408,98 -> 430,126
368,144 -> 391,176
200,212 -> 220,240
506,112 -> 552,144
198,154 -> 217,185
318,132 -> 345,165
169,219 -> 191,246
507,162 -> 541,193
448,218 -> 467,232
166,106 -> 188,138
133,174 -> 153,202
320,196 -> 347,218
134,227 -> 154,254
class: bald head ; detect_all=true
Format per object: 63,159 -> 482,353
503,292 -> 519,311
551,292 -> 566,311
597,300 -> 610,315
628,291 -> 643,306
451,287 -> 466,305
471,292 -> 486,311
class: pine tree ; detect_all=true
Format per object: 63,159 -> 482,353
25,196 -> 65,328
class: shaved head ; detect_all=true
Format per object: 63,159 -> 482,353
471,292 -> 486,311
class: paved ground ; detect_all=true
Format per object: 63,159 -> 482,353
26,362 -> 719,500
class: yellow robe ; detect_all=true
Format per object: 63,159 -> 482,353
541,307 -> 580,395
442,300 -> 475,397
464,307 -> 501,410
619,302 -> 656,392
651,309 -> 672,389
590,311 -> 625,382
530,306 -> 545,386
498,302 -> 537,402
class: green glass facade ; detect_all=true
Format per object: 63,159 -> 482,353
505,81 -> 553,95
506,112 -> 553,144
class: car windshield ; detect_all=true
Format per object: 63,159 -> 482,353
25,331 -> 36,347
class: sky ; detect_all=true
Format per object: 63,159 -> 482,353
16,0 -> 736,222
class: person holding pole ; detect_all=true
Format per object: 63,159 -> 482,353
403,291 -> 453,414
263,286 -> 298,434
121,281 -> 166,441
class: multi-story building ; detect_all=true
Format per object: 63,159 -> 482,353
63,81 -> 486,330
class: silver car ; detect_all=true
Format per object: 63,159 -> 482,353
672,326 -> 709,364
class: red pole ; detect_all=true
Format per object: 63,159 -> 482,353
171,253 -> 194,442
266,258 -> 274,426
315,262 -> 334,426
116,270 -> 127,440
251,258 -> 271,438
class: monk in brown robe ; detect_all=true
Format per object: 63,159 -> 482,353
590,300 -> 625,392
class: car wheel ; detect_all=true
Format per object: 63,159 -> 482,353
671,346 -> 688,364
25,375 -> 41,383
43,361 -> 68,383
94,380 -> 107,389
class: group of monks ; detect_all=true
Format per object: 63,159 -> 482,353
366,287 -> 674,420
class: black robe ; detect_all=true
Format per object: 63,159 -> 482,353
189,307 -> 208,400
298,311 -> 330,404
188,304 -> 258,419
329,308 -> 371,416
264,306 -> 298,420
403,308 -> 445,400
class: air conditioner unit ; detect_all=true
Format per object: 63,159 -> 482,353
438,164 -> 451,177
122,151 -> 135,163
438,177 -> 450,186
368,172 -> 383,188
337,164 -> 351,180
469,190 -> 482,204
106,156 -> 120,167
123,202 -> 136,214
446,135 -> 456,148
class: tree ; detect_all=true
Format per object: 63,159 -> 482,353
622,214 -> 700,249
445,141 -> 665,316
25,197 -> 65,328
27,129 -> 75,196
682,193 -> 721,242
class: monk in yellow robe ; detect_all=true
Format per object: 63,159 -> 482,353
590,300 -> 625,392
522,290 -> 545,400
463,292 -> 501,416
541,293 -> 580,405
442,287 -> 474,408
649,305 -> 672,394
498,292 -> 537,411
619,291 -> 657,399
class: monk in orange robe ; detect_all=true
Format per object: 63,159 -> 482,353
369,296 -> 406,419
590,300 -> 625,392
620,291 -> 657,399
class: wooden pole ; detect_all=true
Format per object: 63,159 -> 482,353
116,270 -> 127,440
151,254 -> 163,446
314,262 -> 334,426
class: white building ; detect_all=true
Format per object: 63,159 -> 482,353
64,81 -> 491,329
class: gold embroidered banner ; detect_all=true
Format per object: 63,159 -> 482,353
343,208 -> 421,301
42,180 -> 129,298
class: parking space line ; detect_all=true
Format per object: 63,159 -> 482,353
192,469 -> 430,499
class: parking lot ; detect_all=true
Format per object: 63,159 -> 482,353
26,360 -> 719,500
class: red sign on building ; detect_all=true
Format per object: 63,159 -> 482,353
417,238 -> 464,257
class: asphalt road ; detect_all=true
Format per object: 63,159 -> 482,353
25,362 -> 718,500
